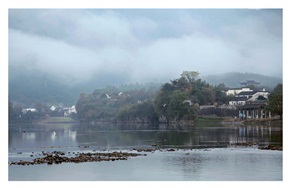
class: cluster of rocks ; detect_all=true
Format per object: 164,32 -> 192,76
230,142 -> 257,147
132,148 -> 177,152
258,144 -> 283,151
9,151 -> 144,166
230,142 -> 283,151
133,148 -> 158,152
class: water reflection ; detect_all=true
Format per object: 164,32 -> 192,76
9,122 -> 282,153
232,125 -> 281,146
22,132 -> 36,140
8,122 -> 282,181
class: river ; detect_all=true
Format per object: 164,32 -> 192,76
8,121 -> 282,181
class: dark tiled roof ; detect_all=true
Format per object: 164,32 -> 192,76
240,103 -> 267,109
237,91 -> 256,95
231,97 -> 248,101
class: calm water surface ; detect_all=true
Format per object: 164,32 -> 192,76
8,122 -> 282,181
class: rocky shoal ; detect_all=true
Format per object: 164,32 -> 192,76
258,144 -> 283,151
9,151 -> 145,166
231,142 -> 282,151
9,144 -> 282,166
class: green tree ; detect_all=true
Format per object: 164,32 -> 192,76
167,90 -> 195,121
117,101 -> 158,123
267,84 -> 282,119
155,90 -> 170,123
180,71 -> 199,83
214,84 -> 228,104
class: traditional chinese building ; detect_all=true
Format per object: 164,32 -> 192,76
240,80 -> 260,86
238,101 -> 271,119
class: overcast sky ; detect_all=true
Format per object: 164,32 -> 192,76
8,9 -> 282,84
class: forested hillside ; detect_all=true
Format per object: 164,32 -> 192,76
9,66 -> 160,106
75,84 -> 161,123
9,66 -> 78,106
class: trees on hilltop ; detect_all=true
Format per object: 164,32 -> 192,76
74,71 -> 231,124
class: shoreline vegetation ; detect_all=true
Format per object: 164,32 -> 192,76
28,116 -> 282,127
33,117 -> 79,125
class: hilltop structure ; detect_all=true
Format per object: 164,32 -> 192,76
240,80 -> 260,86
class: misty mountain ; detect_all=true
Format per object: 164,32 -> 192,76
8,66 -> 161,106
9,65 -> 79,106
202,72 -> 282,90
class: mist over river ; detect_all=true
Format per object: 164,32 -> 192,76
9,121 -> 282,181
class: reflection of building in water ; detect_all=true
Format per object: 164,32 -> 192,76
229,125 -> 275,144
68,130 -> 77,141
195,128 -> 231,146
22,132 -> 36,140
50,131 -> 56,141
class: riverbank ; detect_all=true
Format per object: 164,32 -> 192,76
33,115 -> 282,127
33,117 -> 79,125
221,117 -> 282,126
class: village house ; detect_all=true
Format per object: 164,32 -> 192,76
64,105 -> 77,117
235,90 -> 256,98
238,100 -> 271,119
247,89 -> 269,101
226,86 -> 271,119
225,87 -> 253,96
50,106 -> 56,111
228,97 -> 247,106
22,108 -> 37,114
228,89 -> 269,106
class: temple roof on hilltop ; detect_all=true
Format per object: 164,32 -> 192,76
240,80 -> 260,85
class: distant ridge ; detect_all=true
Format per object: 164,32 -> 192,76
202,72 -> 282,90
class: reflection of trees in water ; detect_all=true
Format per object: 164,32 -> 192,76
9,123 -> 80,150
73,123 -> 282,149
9,123 -> 282,151
74,123 -> 197,149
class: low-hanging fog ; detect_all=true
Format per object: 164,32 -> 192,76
9,9 -> 282,86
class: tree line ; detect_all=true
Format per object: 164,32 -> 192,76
266,83 -> 283,119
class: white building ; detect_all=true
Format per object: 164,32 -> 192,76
226,88 -> 252,96
247,90 -> 270,102
50,106 -> 56,111
64,105 -> 77,116
228,97 -> 247,106
22,108 -> 37,114
228,89 -> 270,106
